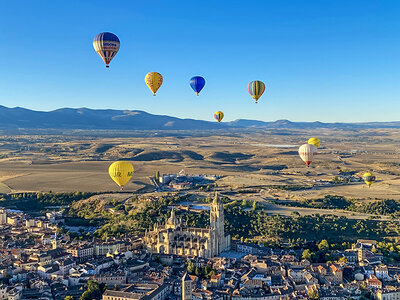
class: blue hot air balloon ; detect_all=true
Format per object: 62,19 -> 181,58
93,32 -> 120,68
189,76 -> 206,96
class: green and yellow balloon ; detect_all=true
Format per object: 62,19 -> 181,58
214,111 -> 224,123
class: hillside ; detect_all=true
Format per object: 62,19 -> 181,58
0,106 -> 399,130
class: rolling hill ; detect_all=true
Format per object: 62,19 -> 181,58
0,105 -> 399,130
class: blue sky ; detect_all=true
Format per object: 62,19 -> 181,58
0,0 -> 399,122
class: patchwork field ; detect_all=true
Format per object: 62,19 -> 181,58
0,128 -> 398,206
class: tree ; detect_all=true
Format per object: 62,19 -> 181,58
155,171 -> 160,182
80,280 -> 102,300
302,249 -> 312,260
241,199 -> 248,207
318,239 -> 329,251
252,200 -> 257,211
187,261 -> 195,274
308,289 -> 319,300
64,297 -> 74,300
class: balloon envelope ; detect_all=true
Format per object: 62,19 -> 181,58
214,111 -> 224,123
93,32 -> 120,67
308,137 -> 321,148
190,76 -> 206,95
108,161 -> 134,189
145,72 -> 163,95
363,172 -> 376,188
247,80 -> 266,103
298,144 -> 317,166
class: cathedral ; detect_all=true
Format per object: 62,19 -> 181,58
144,193 -> 231,258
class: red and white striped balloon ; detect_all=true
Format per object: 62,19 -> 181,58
298,144 -> 317,166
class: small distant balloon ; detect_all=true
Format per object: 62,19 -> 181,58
93,32 -> 120,68
363,172 -> 376,188
108,161 -> 134,190
247,80 -> 266,103
308,137 -> 321,148
190,76 -> 206,96
298,144 -> 317,167
214,111 -> 224,123
145,72 -> 163,96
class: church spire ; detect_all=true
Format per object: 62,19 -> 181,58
166,207 -> 179,229
213,192 -> 219,204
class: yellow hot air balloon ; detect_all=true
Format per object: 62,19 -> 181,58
362,172 -> 376,188
145,72 -> 163,96
308,137 -> 320,148
108,161 -> 134,190
214,111 -> 224,123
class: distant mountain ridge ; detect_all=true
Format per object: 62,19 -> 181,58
0,105 -> 399,130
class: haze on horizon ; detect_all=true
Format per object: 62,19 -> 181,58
0,1 -> 399,123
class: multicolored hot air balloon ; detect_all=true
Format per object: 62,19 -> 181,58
308,137 -> 321,148
298,144 -> 317,167
93,32 -> 120,68
363,172 -> 376,188
145,72 -> 163,96
108,161 -> 134,190
247,80 -> 266,103
190,76 -> 206,96
214,111 -> 224,123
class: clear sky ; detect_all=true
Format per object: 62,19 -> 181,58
0,0 -> 399,122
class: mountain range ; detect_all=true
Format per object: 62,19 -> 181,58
0,106 -> 398,130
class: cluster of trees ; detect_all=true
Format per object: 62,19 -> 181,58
224,206 -> 400,243
186,261 -> 216,279
78,280 -> 106,300
332,176 -> 353,184
0,191 -> 96,211
275,195 -> 400,218
277,195 -> 352,210
269,185 -> 312,191
76,194 -> 186,240
353,199 -> 400,216
301,240 -> 348,263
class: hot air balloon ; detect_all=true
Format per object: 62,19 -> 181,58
190,76 -> 206,96
298,144 -> 317,167
363,172 -> 376,188
247,80 -> 266,103
214,111 -> 224,123
145,72 -> 163,96
308,137 -> 321,148
108,161 -> 134,190
93,32 -> 120,68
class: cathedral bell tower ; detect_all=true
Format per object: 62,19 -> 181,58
166,208 -> 180,229
210,193 -> 225,255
